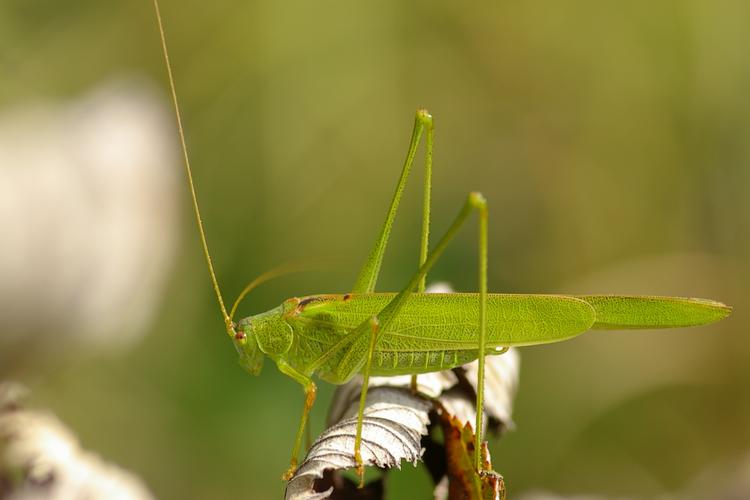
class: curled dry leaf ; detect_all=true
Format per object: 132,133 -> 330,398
286,387 -> 431,500
285,283 -> 521,499
0,382 -> 154,500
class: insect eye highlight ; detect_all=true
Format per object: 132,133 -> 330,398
234,320 -> 252,344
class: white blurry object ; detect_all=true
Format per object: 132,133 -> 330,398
0,382 -> 154,500
0,81 -> 179,363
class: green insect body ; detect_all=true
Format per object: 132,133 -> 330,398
152,0 -> 732,486
235,293 -> 730,383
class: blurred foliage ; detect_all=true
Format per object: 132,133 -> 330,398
2,0 -> 749,498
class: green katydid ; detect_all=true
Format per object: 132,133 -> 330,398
152,0 -> 732,485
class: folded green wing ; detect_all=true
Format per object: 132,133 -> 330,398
576,295 -> 731,330
294,293 -> 598,349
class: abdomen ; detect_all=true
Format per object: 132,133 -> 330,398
288,292 -> 595,381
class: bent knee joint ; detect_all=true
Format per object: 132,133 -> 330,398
468,191 -> 487,209
368,316 -> 380,332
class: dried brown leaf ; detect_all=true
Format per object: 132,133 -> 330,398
439,411 -> 506,500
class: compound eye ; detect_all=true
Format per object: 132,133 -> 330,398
234,330 -> 247,341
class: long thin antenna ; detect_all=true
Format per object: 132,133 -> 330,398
229,262 -> 317,320
153,0 -> 235,338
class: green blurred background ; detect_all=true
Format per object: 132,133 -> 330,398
2,0 -> 748,498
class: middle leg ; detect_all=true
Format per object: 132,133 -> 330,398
345,192 -> 490,482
